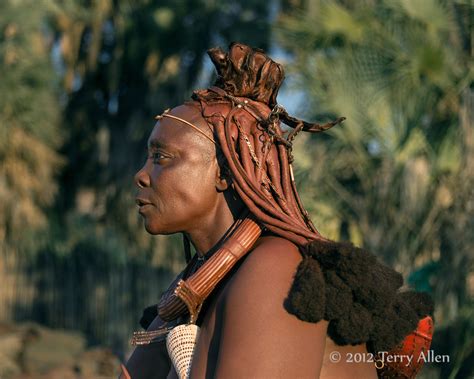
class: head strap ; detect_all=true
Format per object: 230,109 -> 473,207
155,109 -> 217,145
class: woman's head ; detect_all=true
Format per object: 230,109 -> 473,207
135,43 -> 342,246
134,104 -> 240,235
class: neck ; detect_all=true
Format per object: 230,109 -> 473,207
185,201 -> 246,258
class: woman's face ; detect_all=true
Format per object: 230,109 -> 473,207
134,104 -> 222,235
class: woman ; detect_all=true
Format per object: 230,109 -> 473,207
124,43 -> 434,378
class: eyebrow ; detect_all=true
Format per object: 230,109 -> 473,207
147,138 -> 172,150
147,138 -> 173,154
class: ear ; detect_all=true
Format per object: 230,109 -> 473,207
215,148 -> 231,192
215,164 -> 231,192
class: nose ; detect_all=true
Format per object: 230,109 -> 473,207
134,166 -> 151,188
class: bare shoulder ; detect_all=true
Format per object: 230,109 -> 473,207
212,236 -> 327,377
250,234 -> 302,258
229,235 -> 302,286
221,236 -> 302,306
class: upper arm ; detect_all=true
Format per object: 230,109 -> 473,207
124,316 -> 172,379
213,238 -> 328,378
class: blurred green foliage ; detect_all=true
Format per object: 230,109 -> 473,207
276,0 -> 473,377
1,0 -> 273,266
0,0 -> 274,356
0,1 -> 64,252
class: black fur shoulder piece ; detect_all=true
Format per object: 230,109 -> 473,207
285,240 -> 434,353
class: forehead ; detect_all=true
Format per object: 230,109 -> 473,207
147,105 -> 213,152
148,118 -> 189,150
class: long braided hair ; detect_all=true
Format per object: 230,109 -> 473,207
188,45 -> 434,359
190,43 -> 344,247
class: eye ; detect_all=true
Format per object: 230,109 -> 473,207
148,151 -> 169,164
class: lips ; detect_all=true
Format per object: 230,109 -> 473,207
136,198 -> 154,214
135,198 -> 151,207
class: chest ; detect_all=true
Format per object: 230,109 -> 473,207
187,276 -> 229,378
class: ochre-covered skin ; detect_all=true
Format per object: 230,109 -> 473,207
125,238 -> 379,378
125,43 -> 433,378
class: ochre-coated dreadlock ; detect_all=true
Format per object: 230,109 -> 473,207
190,43 -> 344,247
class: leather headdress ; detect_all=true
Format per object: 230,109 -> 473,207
193,42 -> 344,246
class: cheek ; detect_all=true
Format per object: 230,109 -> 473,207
174,168 -> 216,210
153,163 -> 217,214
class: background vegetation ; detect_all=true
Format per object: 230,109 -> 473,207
0,0 -> 472,378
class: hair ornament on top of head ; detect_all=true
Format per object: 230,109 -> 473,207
206,86 -> 345,163
155,108 -> 217,145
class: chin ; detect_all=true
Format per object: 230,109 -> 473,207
144,224 -> 156,235
143,219 -> 175,236
143,221 -> 161,235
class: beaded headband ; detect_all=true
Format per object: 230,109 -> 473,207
155,109 -> 217,145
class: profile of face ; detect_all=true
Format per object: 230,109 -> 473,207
134,104 -> 230,235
